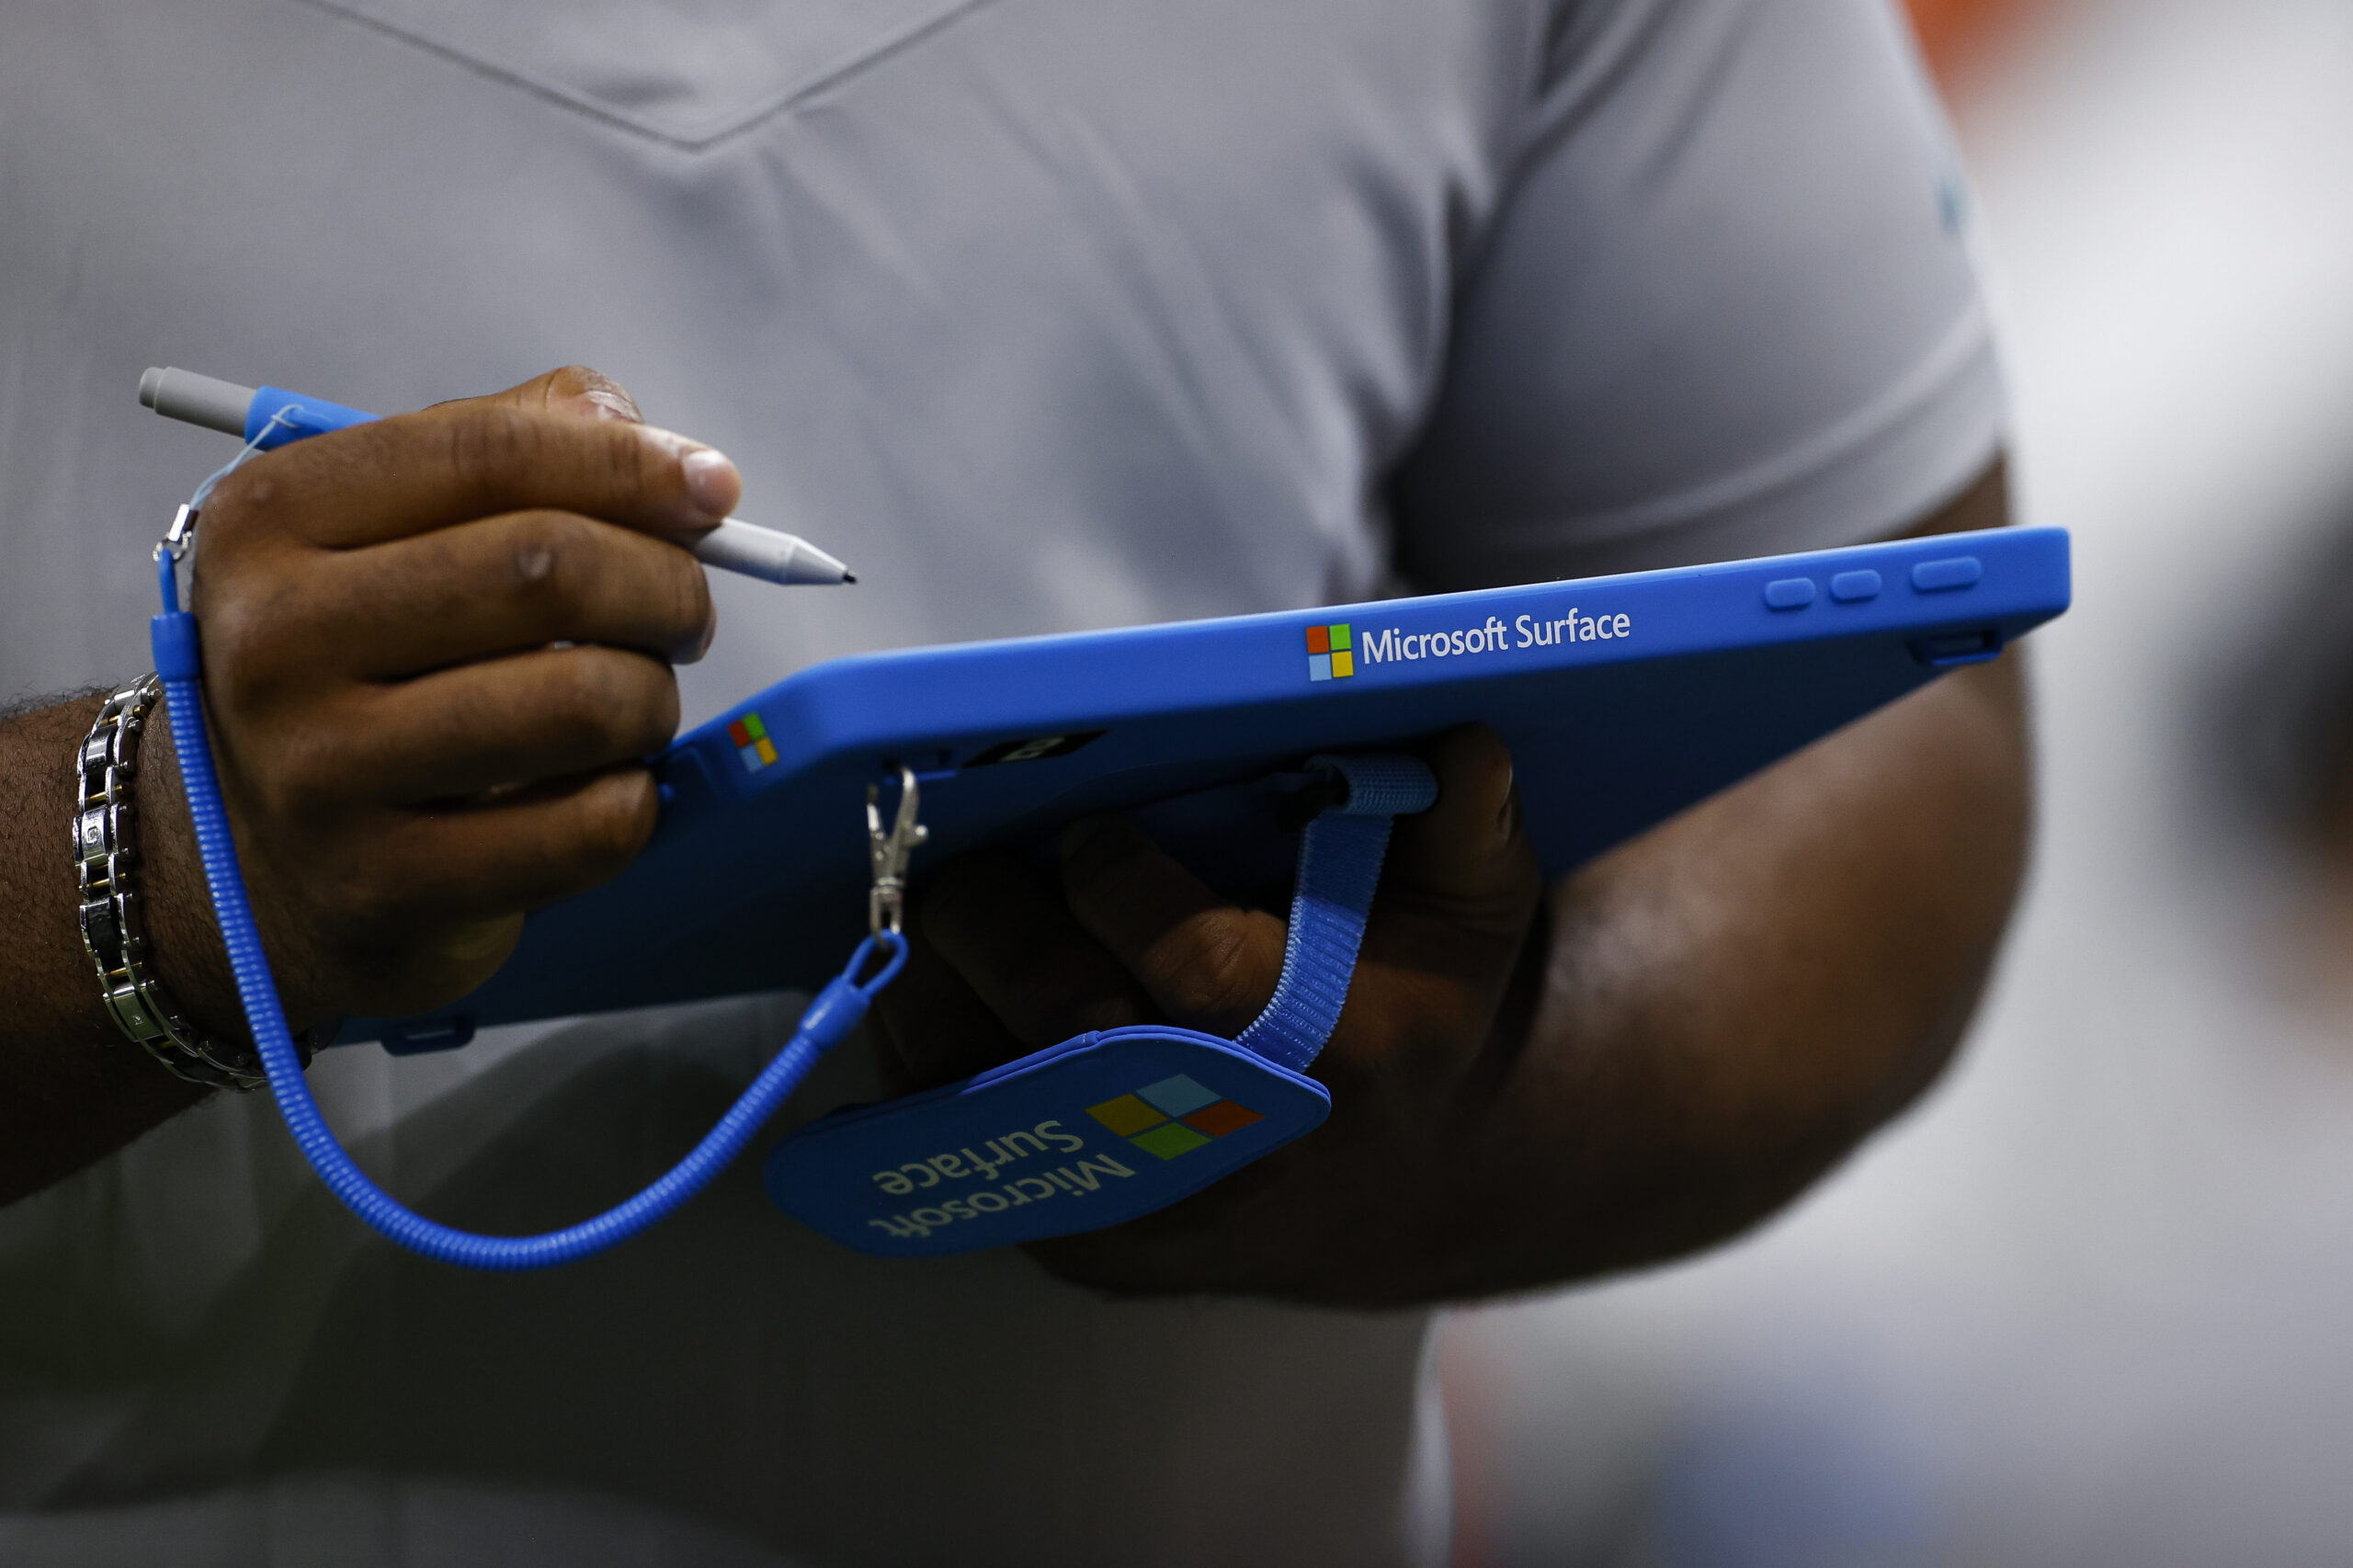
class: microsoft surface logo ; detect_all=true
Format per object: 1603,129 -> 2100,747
1306,623 -> 1354,682
728,710 -> 778,772
1086,1074 -> 1264,1160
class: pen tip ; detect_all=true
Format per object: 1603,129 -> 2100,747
843,572 -> 858,584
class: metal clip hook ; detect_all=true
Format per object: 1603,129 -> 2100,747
156,504 -> 199,566
867,764 -> 929,937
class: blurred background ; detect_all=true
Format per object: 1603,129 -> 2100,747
1439,0 -> 2353,1562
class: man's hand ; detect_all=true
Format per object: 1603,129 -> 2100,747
872,727 -> 1544,1294
0,367 -> 733,1202
148,367 -> 732,1031
871,464 -> 2028,1305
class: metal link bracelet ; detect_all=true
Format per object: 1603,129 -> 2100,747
74,674 -> 317,1091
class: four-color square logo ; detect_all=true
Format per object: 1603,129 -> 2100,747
1087,1074 -> 1265,1160
1306,623 -> 1354,682
728,711 -> 778,772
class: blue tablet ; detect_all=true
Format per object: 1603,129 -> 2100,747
344,526 -> 2069,1050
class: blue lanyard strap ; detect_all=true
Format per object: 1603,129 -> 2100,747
152,590 -> 904,1270
1234,754 -> 1437,1073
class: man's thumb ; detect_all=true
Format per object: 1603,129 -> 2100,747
1382,725 -> 1544,935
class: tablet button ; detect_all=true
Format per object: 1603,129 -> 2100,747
1830,570 -> 1881,602
1911,556 -> 1983,592
1764,578 -> 1817,609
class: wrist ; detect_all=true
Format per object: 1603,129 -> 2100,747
128,694 -> 259,1037
79,676 -> 323,1088
133,686 -> 343,1051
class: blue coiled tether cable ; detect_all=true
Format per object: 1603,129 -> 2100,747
150,427 -> 904,1270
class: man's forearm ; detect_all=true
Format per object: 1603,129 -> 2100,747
0,696 -> 207,1205
1415,469 -> 2031,1300
1429,648 -> 2028,1296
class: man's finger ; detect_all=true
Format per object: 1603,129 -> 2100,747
318,767 -> 657,925
260,766 -> 666,1018
1058,816 -> 1285,1038
289,645 -> 681,806
277,509 -> 715,677
1382,726 -> 1544,936
868,922 -> 1034,1093
471,365 -> 643,425
203,399 -> 740,552
921,850 -> 1155,1049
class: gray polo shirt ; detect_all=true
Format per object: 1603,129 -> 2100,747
0,0 -> 1999,1562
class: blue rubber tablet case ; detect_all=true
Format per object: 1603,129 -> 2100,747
347,526 -> 2068,1052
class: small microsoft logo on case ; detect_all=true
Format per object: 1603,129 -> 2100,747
728,711 -> 778,771
1086,1074 -> 1264,1160
1306,623 -> 1354,682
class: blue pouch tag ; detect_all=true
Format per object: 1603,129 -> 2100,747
765,1026 -> 1328,1256
764,753 -> 1437,1257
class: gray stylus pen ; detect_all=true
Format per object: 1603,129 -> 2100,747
140,367 -> 857,586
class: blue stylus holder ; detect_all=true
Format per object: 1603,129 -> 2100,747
765,1027 -> 1329,1256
